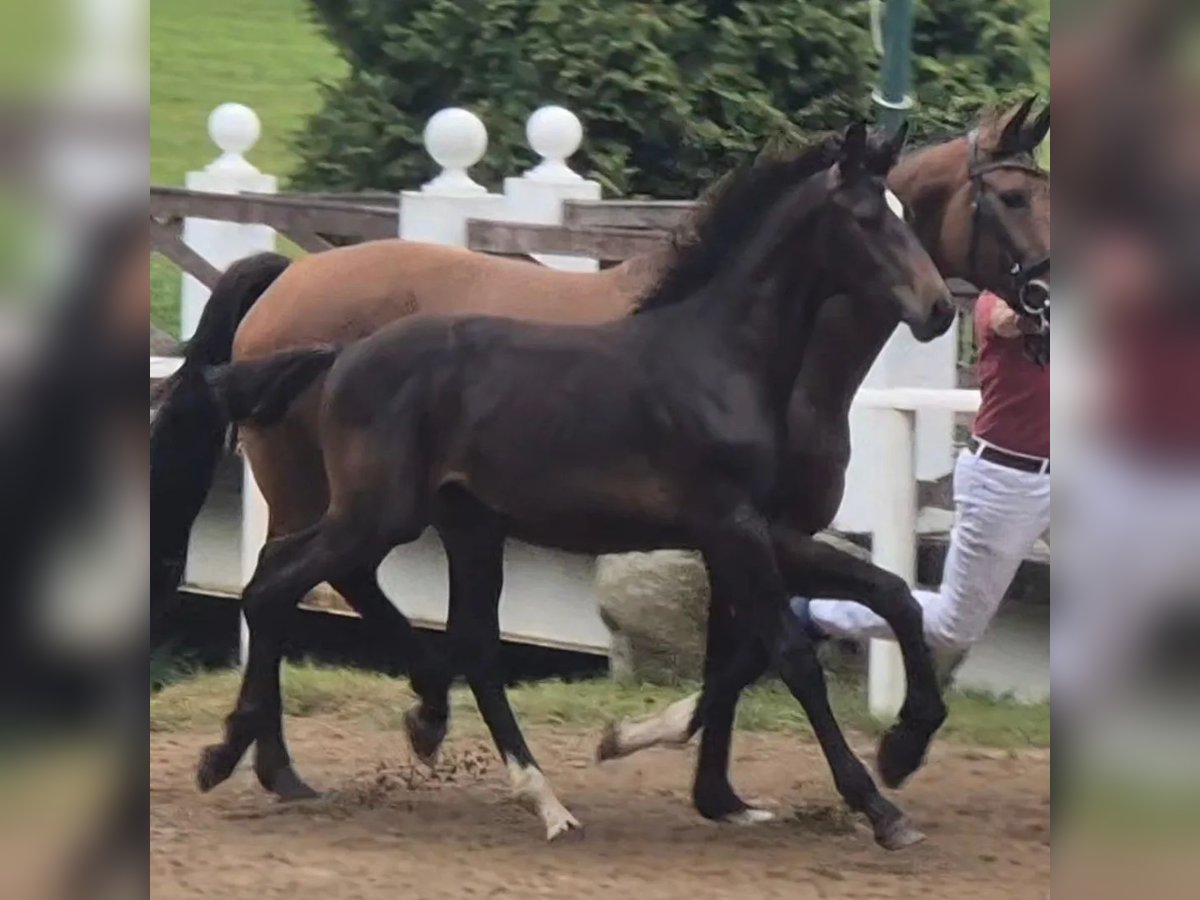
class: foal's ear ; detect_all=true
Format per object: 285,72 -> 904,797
879,121 -> 909,170
839,120 -> 869,178
998,95 -> 1039,154
1023,103 -> 1051,152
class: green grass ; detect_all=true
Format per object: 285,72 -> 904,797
151,662 -> 1050,750
150,0 -> 345,334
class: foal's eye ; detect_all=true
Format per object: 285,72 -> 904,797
1000,190 -> 1029,209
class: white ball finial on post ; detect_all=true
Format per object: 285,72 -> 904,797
181,102 -> 277,341
524,105 -> 584,183
207,102 -> 262,173
423,108 -> 489,194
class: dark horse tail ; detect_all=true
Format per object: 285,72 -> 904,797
205,346 -> 339,428
150,252 -> 291,627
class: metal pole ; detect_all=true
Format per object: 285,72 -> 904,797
871,0 -> 916,133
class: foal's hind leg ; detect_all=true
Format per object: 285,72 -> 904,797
438,517 -> 581,841
196,518 -> 363,797
328,569 -> 453,764
772,523 -> 947,789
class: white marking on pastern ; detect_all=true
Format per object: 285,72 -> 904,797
599,693 -> 699,760
505,756 -> 582,841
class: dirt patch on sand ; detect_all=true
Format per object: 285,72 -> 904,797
152,718 -> 1049,899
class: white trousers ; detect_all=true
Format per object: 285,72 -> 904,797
808,447 -> 1051,652
1053,447 -> 1200,716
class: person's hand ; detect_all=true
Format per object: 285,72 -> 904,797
989,298 -> 1024,338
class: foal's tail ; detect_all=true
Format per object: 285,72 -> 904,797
205,346 -> 339,427
150,252 -> 290,632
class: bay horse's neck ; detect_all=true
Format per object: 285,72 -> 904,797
888,137 -> 972,279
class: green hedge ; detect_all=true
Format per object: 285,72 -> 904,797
290,0 -> 1048,198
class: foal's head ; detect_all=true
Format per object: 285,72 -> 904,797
644,123 -> 953,343
820,121 -> 957,343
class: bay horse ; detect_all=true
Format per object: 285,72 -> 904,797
149,100 -> 1049,820
200,123 -> 955,846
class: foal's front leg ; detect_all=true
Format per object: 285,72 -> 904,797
439,521 -> 581,842
695,507 -> 924,850
771,522 -> 948,789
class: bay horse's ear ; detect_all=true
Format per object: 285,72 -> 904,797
839,120 -> 869,178
998,95 -> 1039,154
1023,103 -> 1051,152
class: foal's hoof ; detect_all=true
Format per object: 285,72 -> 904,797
261,765 -> 320,802
196,744 -> 239,793
874,815 -> 927,851
876,724 -> 932,789
403,706 -> 447,766
545,809 -> 585,843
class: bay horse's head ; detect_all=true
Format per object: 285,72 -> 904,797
826,121 -> 956,343
947,97 -> 1052,325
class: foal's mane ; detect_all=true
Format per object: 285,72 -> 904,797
634,134 -> 843,314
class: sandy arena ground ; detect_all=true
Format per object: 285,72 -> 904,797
151,718 -> 1049,900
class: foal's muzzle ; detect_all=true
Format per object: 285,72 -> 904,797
907,294 -> 957,343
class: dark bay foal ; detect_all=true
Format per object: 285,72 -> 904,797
199,122 -> 954,845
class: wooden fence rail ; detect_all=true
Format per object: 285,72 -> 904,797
466,219 -> 668,261
562,199 -> 694,231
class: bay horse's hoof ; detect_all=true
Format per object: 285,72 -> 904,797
260,765 -> 320,801
595,721 -> 622,762
874,815 -> 927,851
404,705 -> 447,765
196,743 -> 239,793
876,723 -> 933,789
722,806 -> 777,826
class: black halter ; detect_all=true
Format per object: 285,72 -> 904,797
964,128 -> 1051,333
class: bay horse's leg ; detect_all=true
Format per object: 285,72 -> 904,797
438,517 -> 581,841
327,569 -> 453,764
771,523 -> 948,790
696,507 -> 923,850
596,599 -> 734,762
196,516 -> 365,798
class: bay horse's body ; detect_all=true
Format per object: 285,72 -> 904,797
201,125 -> 956,846
149,101 -> 1050,834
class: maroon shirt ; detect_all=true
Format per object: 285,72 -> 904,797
1105,305 -> 1200,460
972,291 -> 1051,458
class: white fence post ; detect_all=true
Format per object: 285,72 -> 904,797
502,105 -> 602,271
867,406 -> 918,720
397,108 -> 507,244
834,327 -> 958,535
180,103 -> 277,341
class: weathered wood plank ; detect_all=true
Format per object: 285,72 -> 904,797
279,228 -> 336,254
149,187 -> 397,241
466,220 -> 668,261
149,218 -> 221,288
562,200 -> 694,231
